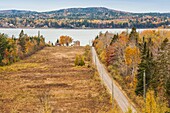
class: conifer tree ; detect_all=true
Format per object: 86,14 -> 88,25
0,34 -> 9,65
110,34 -> 118,45
129,27 -> 139,46
19,30 -> 24,38
135,41 -> 155,96
18,30 -> 27,53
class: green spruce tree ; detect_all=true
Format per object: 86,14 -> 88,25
19,30 -> 26,53
135,41 -> 155,96
0,34 -> 9,65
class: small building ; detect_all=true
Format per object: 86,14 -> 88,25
73,41 -> 80,46
55,43 -> 61,46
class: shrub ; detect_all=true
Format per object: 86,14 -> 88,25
125,107 -> 132,113
79,56 -> 85,66
74,55 -> 85,66
84,45 -> 91,61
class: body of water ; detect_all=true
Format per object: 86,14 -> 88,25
0,28 -> 167,46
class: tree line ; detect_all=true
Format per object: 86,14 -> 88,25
0,30 -> 45,66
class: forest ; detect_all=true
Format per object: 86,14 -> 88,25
0,30 -> 45,66
93,28 -> 170,112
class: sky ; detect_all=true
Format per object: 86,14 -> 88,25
0,0 -> 170,13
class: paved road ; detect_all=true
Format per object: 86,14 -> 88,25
92,47 -> 137,113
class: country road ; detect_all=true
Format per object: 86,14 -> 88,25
92,47 -> 137,113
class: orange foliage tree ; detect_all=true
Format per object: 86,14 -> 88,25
59,35 -> 73,46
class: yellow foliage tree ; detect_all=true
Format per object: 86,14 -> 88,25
96,40 -> 104,54
100,49 -> 106,63
145,90 -> 157,113
125,46 -> 141,81
144,90 -> 168,113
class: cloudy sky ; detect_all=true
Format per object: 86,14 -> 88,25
0,0 -> 170,13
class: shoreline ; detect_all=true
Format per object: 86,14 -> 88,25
0,27 -> 169,30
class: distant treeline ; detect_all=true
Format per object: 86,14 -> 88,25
0,19 -> 170,29
0,30 -> 45,66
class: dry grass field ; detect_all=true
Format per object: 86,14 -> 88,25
0,46 -> 114,113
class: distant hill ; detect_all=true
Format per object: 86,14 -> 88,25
0,7 -> 131,19
0,7 -> 170,28
0,7 -> 170,19
42,7 -> 131,19
0,10 -> 35,14
0,10 -> 39,15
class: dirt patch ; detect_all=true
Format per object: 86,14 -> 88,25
27,83 -> 70,89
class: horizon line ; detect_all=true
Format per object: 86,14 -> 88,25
0,7 -> 170,14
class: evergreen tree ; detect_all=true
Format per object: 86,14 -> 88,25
129,27 -> 139,46
19,30 -> 24,38
135,41 -> 155,96
0,34 -> 9,65
37,37 -> 41,46
57,39 -> 59,43
18,30 -> 27,53
95,35 -> 99,40
110,34 -> 118,45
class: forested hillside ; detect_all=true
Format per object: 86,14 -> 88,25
0,7 -> 170,28
0,30 -> 45,66
93,28 -> 170,112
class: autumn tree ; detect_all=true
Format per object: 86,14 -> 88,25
0,30 -> 45,66
59,35 -> 73,46
84,45 -> 91,61
125,46 -> 140,82
93,29 -> 170,111
154,39 -> 170,107
145,90 -> 168,113
145,90 -> 157,113
107,32 -> 129,76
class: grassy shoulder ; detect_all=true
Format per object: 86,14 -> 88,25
0,46 -> 119,113
84,45 -> 122,113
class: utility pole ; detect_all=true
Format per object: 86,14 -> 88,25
101,68 -> 104,87
112,80 -> 114,108
143,70 -> 146,100
95,56 -> 96,66
143,70 -> 146,113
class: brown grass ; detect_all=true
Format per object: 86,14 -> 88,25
0,46 -> 113,113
